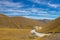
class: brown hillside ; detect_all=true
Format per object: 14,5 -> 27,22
0,14 -> 17,28
11,17 -> 43,29
39,17 -> 60,32
0,14 -> 44,29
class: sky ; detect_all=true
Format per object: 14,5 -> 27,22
0,0 -> 60,20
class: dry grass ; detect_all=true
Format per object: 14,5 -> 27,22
0,28 -> 35,40
0,14 -> 43,29
39,17 -> 60,33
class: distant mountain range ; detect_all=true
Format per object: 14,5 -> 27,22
0,14 -> 50,29
38,19 -> 51,25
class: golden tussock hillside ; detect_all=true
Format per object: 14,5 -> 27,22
0,14 -> 44,29
39,17 -> 60,32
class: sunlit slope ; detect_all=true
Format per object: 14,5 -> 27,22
0,14 -> 43,28
0,28 -> 34,40
10,17 -> 44,29
0,14 -> 17,28
40,17 -> 60,32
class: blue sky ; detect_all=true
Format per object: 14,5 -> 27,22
0,0 -> 60,20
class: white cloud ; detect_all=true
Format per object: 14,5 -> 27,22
0,0 -> 31,16
0,6 -> 51,16
38,13 -> 50,16
48,3 -> 60,8
0,9 -> 31,15
29,0 -> 60,8
23,16 -> 55,20
28,0 -> 47,4
0,0 -> 24,8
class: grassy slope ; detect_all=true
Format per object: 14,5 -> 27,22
0,14 -> 43,29
0,14 -> 44,40
11,17 -> 43,29
0,28 -> 35,40
0,14 -> 43,40
39,17 -> 60,32
0,14 -> 17,28
0,14 -> 60,40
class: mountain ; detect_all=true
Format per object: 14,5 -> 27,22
38,19 -> 51,25
0,14 -> 44,29
0,14 -> 17,28
11,17 -> 44,29
39,17 -> 60,33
